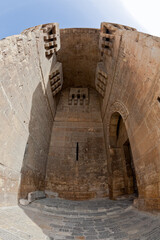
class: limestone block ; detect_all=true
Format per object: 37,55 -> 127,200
45,190 -> 58,198
28,191 -> 46,203
19,199 -> 30,206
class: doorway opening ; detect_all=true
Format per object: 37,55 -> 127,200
108,112 -> 138,199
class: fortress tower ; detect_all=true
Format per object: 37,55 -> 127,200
0,22 -> 160,212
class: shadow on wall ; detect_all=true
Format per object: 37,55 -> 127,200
18,82 -> 53,199
108,113 -> 138,200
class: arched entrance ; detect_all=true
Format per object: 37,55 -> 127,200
108,112 -> 138,199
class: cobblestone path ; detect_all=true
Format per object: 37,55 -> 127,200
0,197 -> 160,240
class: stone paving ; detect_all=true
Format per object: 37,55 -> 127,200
0,197 -> 160,240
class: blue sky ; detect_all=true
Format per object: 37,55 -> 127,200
0,0 -> 159,39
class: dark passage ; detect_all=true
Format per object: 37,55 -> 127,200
123,139 -> 138,196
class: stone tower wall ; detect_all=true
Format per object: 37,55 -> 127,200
0,22 -> 160,210
45,88 -> 108,200
100,23 -> 160,210
57,28 -> 100,89
0,24 -> 59,206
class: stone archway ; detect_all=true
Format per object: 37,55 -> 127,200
107,102 -> 138,199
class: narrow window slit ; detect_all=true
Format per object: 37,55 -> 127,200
76,142 -> 79,161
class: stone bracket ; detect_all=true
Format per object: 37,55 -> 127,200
49,62 -> 63,97
42,23 -> 60,57
99,22 -> 136,57
99,23 -> 116,57
95,62 -> 108,98
68,88 -> 89,105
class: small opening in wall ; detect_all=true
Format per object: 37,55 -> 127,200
77,94 -> 80,99
51,71 -> 60,79
104,46 -> 110,49
72,94 -> 75,99
46,45 -> 53,50
48,29 -> 52,35
53,25 -> 56,34
83,94 -> 86,99
157,96 -> 160,103
49,26 -> 56,35
106,28 -> 110,34
76,142 -> 79,161
106,38 -> 110,42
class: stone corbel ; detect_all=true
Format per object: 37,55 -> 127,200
95,62 -> 108,98
49,62 -> 63,97
42,23 -> 60,57
99,22 -> 136,57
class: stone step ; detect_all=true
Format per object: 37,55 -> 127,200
25,204 -> 124,219
18,197 -> 160,240
24,199 -> 126,219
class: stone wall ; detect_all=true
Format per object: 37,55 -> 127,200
57,28 -> 100,89
45,88 -> 108,200
101,23 -> 160,210
0,24 -> 59,206
1,22 -> 160,210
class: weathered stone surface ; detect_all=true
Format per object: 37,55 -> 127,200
45,190 -> 59,198
57,28 -> 100,89
19,198 -> 30,206
45,88 -> 108,200
0,22 -> 160,211
101,23 -> 160,210
0,23 -> 60,206
28,191 -> 46,203
1,197 -> 159,240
